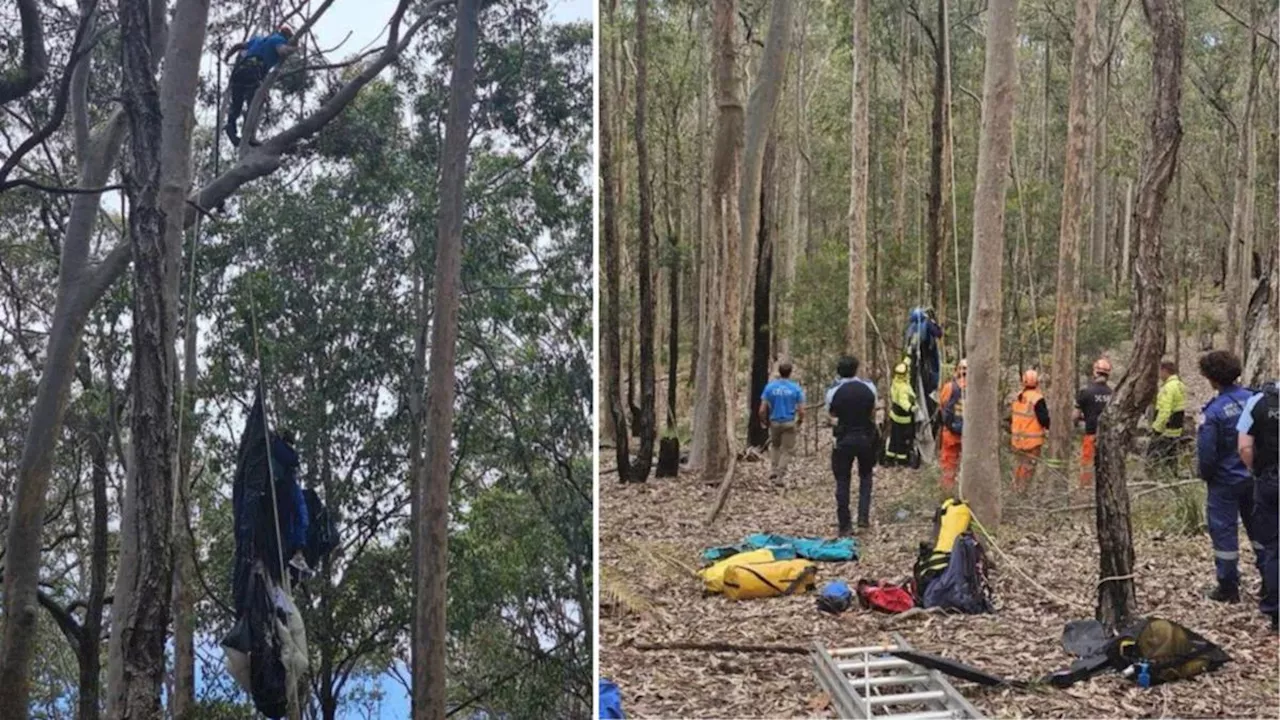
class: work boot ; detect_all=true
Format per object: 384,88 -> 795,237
838,525 -> 853,538
1206,583 -> 1240,604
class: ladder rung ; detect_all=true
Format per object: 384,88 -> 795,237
867,690 -> 946,705
830,643 -> 903,656
848,673 -> 932,688
838,657 -> 913,672
881,712 -> 962,720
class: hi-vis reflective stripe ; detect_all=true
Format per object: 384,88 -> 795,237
1012,432 -> 1045,438
1215,550 -> 1240,561
1252,542 -> 1266,552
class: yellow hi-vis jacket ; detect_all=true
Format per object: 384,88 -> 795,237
1154,374 -> 1186,438
890,376 -> 916,424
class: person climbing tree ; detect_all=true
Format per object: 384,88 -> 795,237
884,360 -> 918,467
224,25 -> 296,146
905,307 -> 944,430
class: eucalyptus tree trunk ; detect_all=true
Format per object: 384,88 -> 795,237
1096,0 -> 1183,632
1047,0 -> 1099,470
689,0 -> 743,477
412,2 -> 478,717
958,0 -> 1018,531
602,0 -> 630,473
105,0 -> 209,714
846,0 -> 870,360
926,0 -> 953,324
738,0 -> 794,348
632,0 -> 656,480
892,7 -> 912,316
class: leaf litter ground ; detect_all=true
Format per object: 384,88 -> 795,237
599,438 -> 1280,719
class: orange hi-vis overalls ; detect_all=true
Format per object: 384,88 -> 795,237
1010,388 -> 1047,492
939,378 -> 965,490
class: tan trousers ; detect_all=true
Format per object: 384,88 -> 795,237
769,421 -> 798,477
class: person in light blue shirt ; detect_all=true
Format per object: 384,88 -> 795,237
759,360 -> 805,483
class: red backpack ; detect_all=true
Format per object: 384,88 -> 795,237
856,579 -> 915,614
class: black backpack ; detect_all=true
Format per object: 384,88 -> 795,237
914,531 -> 993,614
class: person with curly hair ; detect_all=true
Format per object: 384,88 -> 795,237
1196,350 -> 1262,604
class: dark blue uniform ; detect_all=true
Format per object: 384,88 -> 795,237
1240,383 -> 1278,626
1197,385 -> 1262,593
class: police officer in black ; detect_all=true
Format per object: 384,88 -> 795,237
826,355 -> 879,535
1238,381 -> 1278,632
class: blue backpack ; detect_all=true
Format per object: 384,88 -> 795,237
917,532 -> 993,614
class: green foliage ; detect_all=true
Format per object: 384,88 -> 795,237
790,237 -> 848,380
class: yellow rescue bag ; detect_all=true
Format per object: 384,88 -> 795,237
934,498 -> 972,554
722,560 -> 817,601
698,548 -> 776,594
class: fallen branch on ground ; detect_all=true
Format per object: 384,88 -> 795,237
704,454 -> 740,525
627,641 -> 809,655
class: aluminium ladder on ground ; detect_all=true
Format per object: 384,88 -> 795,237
811,634 -> 984,720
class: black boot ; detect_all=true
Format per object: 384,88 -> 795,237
225,123 -> 240,147
1207,583 -> 1240,603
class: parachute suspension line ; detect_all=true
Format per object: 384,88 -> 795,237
174,48 -> 228,553
242,232 -> 292,596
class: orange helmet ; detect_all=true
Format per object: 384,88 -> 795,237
1022,369 -> 1039,388
1093,358 -> 1112,377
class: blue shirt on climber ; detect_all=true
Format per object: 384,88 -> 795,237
244,32 -> 291,70
761,378 -> 805,423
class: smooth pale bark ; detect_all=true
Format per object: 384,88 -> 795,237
738,0 -> 794,344
957,0 -> 1017,531
1047,0 -> 1099,469
778,5 -> 807,359
1096,0 -> 1183,632
846,0 -> 869,360
633,0 -> 656,480
106,0 -> 209,714
0,18 -> 127,719
689,0 -> 743,477
412,2 -> 477,718
172,224 -> 200,719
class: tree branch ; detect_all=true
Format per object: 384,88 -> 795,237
0,0 -> 50,106
0,1 -> 102,190
36,590 -> 84,649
